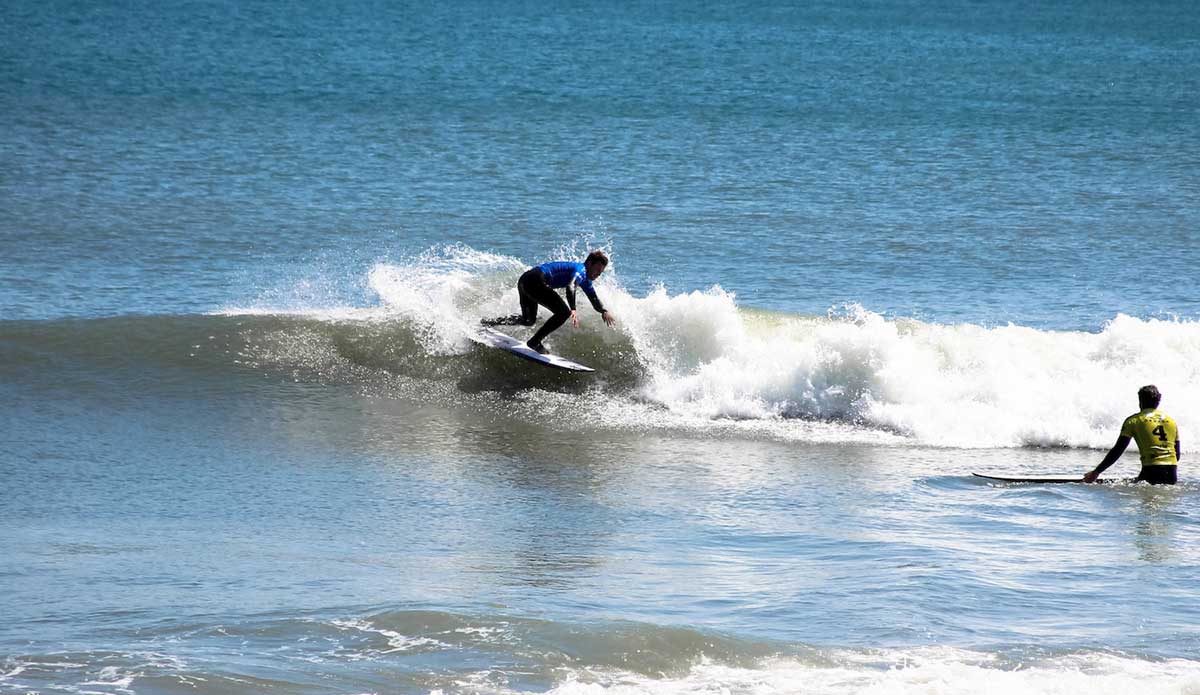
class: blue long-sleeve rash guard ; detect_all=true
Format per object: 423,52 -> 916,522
536,261 -> 606,313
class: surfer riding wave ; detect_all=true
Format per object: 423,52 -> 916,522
482,250 -> 616,354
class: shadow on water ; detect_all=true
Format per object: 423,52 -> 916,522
454,335 -> 648,395
454,347 -> 599,397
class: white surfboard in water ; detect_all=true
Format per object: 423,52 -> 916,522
973,473 -> 1086,484
471,328 -> 595,372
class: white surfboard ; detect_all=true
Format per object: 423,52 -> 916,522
471,328 -> 595,372
973,473 -> 1087,484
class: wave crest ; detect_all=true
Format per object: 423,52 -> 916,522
12,245 -> 1200,449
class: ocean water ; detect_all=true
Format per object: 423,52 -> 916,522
3,0 -> 1200,693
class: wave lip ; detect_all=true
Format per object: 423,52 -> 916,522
342,245 -> 1200,450
11,244 -> 1200,450
627,298 -> 1200,449
211,243 -> 1200,449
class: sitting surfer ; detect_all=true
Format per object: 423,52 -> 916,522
1084,385 -> 1181,484
482,250 -> 616,354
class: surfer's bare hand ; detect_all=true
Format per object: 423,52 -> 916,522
601,311 -> 615,327
570,310 -> 580,328
1082,470 -> 1099,483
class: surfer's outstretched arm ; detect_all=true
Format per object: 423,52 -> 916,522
574,250 -> 615,327
581,287 -> 614,326
1084,435 -> 1131,483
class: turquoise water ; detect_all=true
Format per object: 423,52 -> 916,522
3,1 -> 1200,693
5,0 -> 1198,326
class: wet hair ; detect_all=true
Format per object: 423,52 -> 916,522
1138,385 -> 1162,409
585,250 -> 609,268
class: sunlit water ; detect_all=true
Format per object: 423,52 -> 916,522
3,0 -> 1200,692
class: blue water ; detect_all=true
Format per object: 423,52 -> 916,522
3,1 -> 1200,693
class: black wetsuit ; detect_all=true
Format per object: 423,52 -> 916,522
1135,465 -> 1177,485
484,262 -> 606,347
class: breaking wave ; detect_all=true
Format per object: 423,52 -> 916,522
8,245 -> 1200,449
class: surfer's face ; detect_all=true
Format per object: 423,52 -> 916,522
585,261 -> 606,281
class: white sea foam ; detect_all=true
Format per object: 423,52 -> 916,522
366,245 -> 526,355
536,648 -> 1200,695
330,618 -> 450,656
223,245 -> 1200,449
80,665 -> 137,693
611,284 -> 1200,448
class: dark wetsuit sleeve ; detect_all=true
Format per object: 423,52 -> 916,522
575,274 -> 605,313
584,287 -> 605,313
564,286 -> 604,313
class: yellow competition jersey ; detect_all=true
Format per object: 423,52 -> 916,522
1121,408 -> 1179,466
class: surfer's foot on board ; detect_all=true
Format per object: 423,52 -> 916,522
527,340 -> 549,355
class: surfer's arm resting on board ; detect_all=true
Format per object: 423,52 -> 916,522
1084,385 -> 1181,485
1084,435 -> 1132,483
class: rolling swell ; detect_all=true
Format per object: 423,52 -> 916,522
6,300 -> 1200,449
0,312 -> 645,394
5,607 -> 1199,694
0,608 -> 777,694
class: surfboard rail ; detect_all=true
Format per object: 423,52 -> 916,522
972,473 -> 1086,484
470,328 -> 595,372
